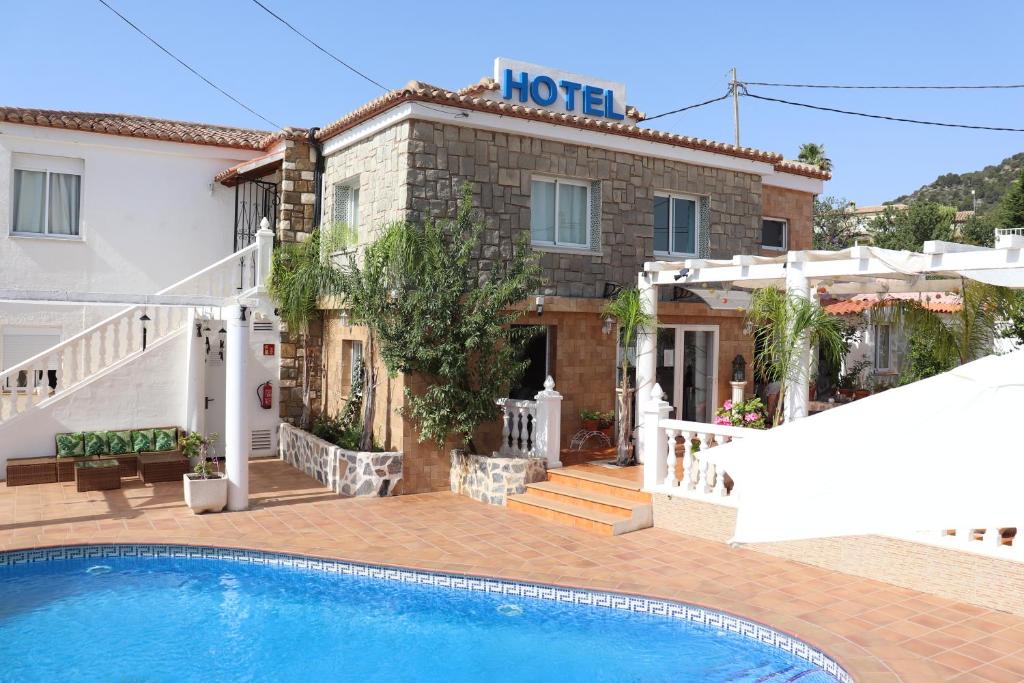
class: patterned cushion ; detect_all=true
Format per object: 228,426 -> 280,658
107,431 -> 132,455
55,432 -> 85,457
83,431 -> 109,456
131,429 -> 154,453
153,427 -> 178,452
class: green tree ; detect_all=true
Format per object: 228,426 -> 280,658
797,143 -> 833,173
746,288 -> 846,426
958,212 -> 997,248
603,288 -> 655,466
999,168 -> 1024,229
267,226 -> 346,429
868,200 -> 955,251
337,185 -> 542,451
812,196 -> 859,250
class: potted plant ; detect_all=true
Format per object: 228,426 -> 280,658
580,409 -> 603,432
836,359 -> 871,400
179,432 -> 226,514
596,410 -> 615,437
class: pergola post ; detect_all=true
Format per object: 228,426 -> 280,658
634,272 -> 659,463
225,304 -> 250,512
784,255 -> 811,422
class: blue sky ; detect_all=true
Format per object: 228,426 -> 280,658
4,0 -> 1023,205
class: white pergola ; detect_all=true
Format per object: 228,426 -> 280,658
633,234 -> 1024,463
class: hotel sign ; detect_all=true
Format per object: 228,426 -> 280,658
494,58 -> 627,121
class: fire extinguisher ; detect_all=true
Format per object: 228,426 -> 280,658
257,381 -> 273,409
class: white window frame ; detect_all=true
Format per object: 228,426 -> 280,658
10,154 -> 84,240
647,324 -> 720,422
653,192 -> 701,258
874,323 -> 893,373
530,176 -> 591,250
761,216 -> 788,251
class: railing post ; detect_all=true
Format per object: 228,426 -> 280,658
641,383 -> 670,490
256,218 -> 274,291
533,376 -> 562,469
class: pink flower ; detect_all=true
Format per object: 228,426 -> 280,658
744,412 -> 759,423
714,415 -> 732,426
722,400 -> 733,411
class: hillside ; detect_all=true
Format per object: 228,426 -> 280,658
893,151 -> 1024,210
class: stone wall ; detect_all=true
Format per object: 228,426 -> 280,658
653,494 -> 1024,617
450,450 -> 547,505
279,423 -> 402,497
763,185 -> 814,252
403,120 -> 766,297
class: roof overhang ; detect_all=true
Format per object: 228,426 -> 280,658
215,149 -> 285,187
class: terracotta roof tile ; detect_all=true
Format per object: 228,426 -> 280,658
315,80 -> 829,179
0,106 -> 275,150
822,293 -> 962,315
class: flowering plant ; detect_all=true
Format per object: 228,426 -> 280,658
713,397 -> 768,430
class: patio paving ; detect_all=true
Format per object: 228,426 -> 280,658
2,458 -> 1024,682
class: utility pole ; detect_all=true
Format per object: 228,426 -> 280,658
730,67 -> 740,147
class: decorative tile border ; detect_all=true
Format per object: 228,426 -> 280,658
0,544 -> 850,682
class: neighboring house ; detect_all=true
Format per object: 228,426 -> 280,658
822,292 -> 962,389
851,203 -> 906,243
312,60 -> 828,492
951,209 -> 975,237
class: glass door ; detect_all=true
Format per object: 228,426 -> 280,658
656,325 -> 719,423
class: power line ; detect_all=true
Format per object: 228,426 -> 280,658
94,0 -> 280,129
642,93 -> 731,122
742,91 -> 1024,132
743,80 -> 1024,90
248,0 -> 388,91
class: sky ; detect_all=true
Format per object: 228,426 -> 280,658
3,0 -> 1023,206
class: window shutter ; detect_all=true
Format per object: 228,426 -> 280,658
332,184 -> 350,226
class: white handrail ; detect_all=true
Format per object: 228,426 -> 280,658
660,418 -> 758,441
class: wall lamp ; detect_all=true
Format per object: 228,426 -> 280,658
674,268 -> 690,281
602,282 -> 623,299
139,312 -> 151,351
602,315 -> 615,335
535,295 -> 545,317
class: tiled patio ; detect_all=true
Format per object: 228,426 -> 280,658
2,459 -> 1024,682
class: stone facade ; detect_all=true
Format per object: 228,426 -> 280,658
279,423 -> 402,497
450,450 -> 547,505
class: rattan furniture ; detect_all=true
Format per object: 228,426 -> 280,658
57,456 -> 93,482
138,452 -> 189,484
6,457 -> 58,486
100,454 -> 139,478
75,459 -> 121,492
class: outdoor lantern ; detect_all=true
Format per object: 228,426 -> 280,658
602,315 -> 615,335
218,328 -> 226,361
535,295 -> 545,317
339,309 -> 350,328
194,321 -> 203,338
139,312 -> 151,351
732,354 -> 747,383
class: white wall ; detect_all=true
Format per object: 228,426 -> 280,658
0,123 -> 262,358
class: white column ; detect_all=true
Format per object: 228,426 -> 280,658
729,381 -> 746,404
634,271 -> 658,463
533,376 -> 563,469
784,255 -> 811,422
183,310 -> 206,435
225,304 -> 250,511
641,383 -> 671,490
256,219 -> 274,291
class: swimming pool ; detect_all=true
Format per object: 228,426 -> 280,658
0,545 -> 849,682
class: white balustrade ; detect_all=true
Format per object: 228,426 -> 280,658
900,526 -> 1023,562
495,376 -> 562,469
641,383 -> 759,505
0,240 -> 267,426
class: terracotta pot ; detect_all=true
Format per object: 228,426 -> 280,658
582,419 -> 600,432
598,425 -> 614,438
837,388 -> 855,399
852,389 -> 871,400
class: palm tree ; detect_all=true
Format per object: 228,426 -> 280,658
746,288 -> 846,426
797,143 -> 833,173
603,288 -> 655,466
267,225 -> 346,429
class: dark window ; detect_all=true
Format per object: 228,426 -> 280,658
762,218 -> 787,250
509,325 -> 554,399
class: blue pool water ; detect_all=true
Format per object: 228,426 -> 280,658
0,550 -> 843,682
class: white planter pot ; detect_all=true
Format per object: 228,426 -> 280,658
183,473 -> 228,514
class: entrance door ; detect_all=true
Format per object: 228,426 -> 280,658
656,325 -> 719,422
203,322 -> 227,448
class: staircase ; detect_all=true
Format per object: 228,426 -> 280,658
507,465 -> 652,536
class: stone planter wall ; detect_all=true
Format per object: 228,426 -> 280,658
279,423 -> 403,497
450,450 -> 547,505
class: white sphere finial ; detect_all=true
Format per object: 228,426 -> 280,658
259,217 -> 271,231
543,375 -> 555,391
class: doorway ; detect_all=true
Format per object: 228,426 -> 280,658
202,322 -> 227,447
655,325 -> 719,423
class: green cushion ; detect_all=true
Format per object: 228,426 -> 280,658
131,429 -> 154,453
83,431 -> 109,456
153,427 -> 177,452
55,432 -> 85,457
107,431 -> 131,455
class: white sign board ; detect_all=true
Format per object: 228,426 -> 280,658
493,58 -> 628,120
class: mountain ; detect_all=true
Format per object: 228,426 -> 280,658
892,151 -> 1024,211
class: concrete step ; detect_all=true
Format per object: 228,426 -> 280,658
525,480 -> 634,519
547,467 -> 651,504
507,492 -> 652,536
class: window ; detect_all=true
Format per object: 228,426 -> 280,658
509,325 -> 555,399
653,194 -> 699,256
530,177 -> 590,248
11,155 -> 82,237
349,340 -> 363,386
331,180 -> 360,247
874,324 -> 893,372
762,218 -> 787,250
340,339 -> 364,392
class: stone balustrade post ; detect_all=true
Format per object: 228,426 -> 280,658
641,383 -> 671,490
533,376 -> 563,469
256,218 -> 274,291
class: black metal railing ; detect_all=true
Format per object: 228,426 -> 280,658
234,179 -> 279,251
